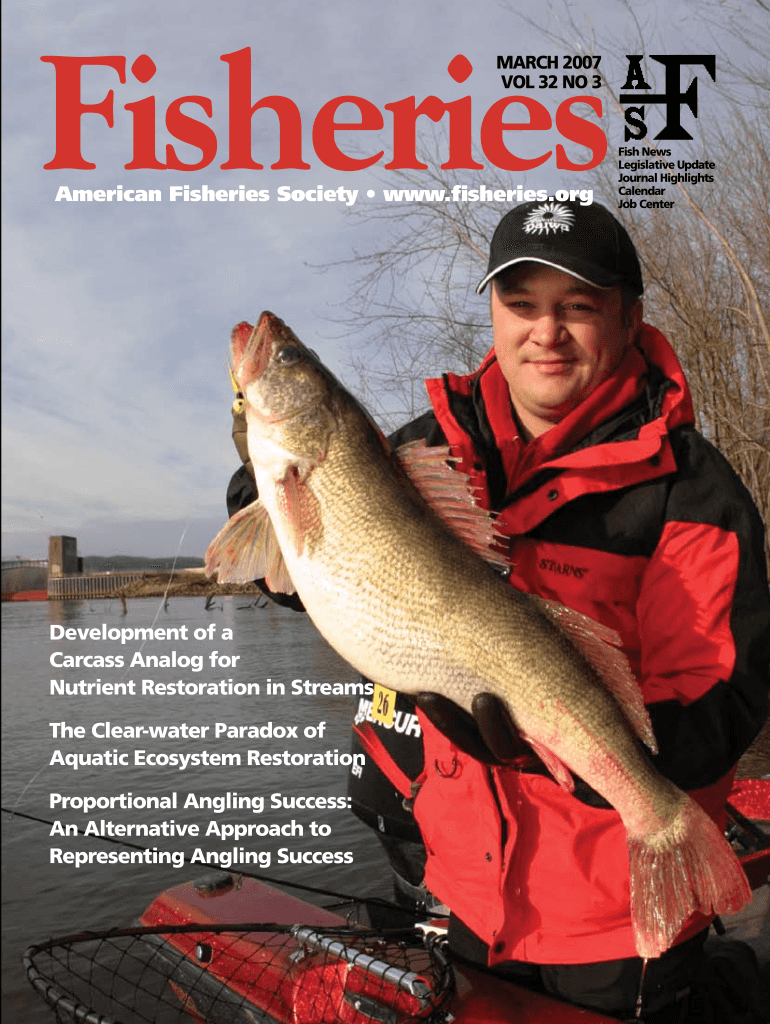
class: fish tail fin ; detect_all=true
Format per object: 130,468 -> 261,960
628,796 -> 751,958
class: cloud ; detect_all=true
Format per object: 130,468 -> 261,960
2,0 -> 726,558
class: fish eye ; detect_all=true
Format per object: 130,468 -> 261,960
232,397 -> 245,414
276,344 -> 301,365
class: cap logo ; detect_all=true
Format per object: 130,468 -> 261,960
523,202 -> 574,235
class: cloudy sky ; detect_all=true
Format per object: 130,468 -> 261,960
1,0 -> 738,560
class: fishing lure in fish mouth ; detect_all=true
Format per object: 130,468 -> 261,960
228,359 -> 245,415
206,311 -> 751,960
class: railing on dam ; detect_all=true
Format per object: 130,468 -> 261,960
47,572 -> 147,600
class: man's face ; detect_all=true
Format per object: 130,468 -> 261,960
491,264 -> 641,439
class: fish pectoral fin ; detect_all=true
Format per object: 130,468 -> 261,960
530,595 -> 658,755
522,736 -> 575,793
276,467 -> 306,556
204,500 -> 297,595
395,440 -> 509,570
275,465 -> 326,561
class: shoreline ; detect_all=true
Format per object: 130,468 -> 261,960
3,570 -> 264,602
115,570 -> 262,600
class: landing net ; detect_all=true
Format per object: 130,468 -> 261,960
24,922 -> 454,1024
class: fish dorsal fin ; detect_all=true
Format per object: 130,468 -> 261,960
396,441 -> 509,571
204,499 -> 296,595
531,596 -> 657,754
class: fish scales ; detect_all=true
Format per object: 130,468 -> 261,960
311,437 -> 670,829
299,424 -> 643,786
207,311 -> 751,959
235,343 -> 666,825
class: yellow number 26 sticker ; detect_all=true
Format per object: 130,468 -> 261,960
372,683 -> 396,726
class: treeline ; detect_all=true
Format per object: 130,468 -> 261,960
333,0 -> 769,549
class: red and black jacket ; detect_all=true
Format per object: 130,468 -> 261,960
347,324 -> 769,964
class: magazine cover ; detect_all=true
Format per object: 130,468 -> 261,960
3,0 -> 768,1021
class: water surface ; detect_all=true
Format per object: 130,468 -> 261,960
2,596 -> 392,1022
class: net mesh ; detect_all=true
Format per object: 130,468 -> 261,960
24,922 -> 454,1024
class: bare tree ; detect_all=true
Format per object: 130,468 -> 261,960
326,147 -> 508,425
545,0 -> 770,528
328,1 -> 769,541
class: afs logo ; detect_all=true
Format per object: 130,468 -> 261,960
619,55 -> 716,142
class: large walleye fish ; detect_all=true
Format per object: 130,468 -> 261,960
206,312 -> 750,959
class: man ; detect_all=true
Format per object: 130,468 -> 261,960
341,201 -> 770,1022
227,201 -> 769,1021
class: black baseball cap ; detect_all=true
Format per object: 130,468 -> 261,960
476,200 -> 644,296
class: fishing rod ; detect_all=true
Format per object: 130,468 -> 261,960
2,805 -> 420,913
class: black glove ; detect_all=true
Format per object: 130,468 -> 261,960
415,691 -> 530,765
415,690 -> 612,808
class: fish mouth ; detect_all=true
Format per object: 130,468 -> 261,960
234,312 -> 273,384
232,311 -> 304,385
